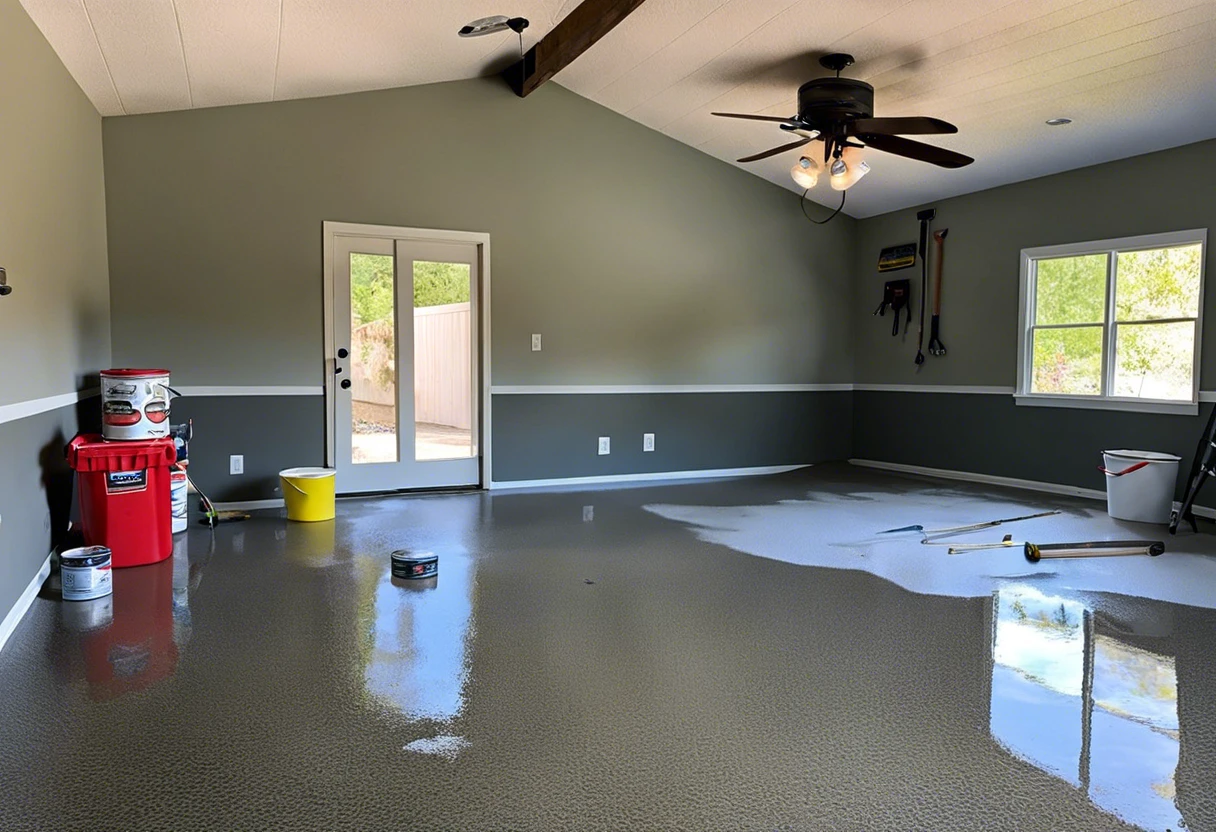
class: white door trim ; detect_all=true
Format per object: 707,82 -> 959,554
322,222 -> 492,489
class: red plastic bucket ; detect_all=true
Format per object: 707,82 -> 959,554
67,434 -> 177,567
101,369 -> 172,440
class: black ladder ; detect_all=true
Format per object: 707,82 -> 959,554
1171,403 -> 1216,534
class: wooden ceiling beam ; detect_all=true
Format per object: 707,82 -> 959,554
504,0 -> 649,97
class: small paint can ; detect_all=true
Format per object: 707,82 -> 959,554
60,545 -> 113,602
170,466 -> 188,534
390,550 -> 438,580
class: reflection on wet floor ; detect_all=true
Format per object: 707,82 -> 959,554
2,464 -> 1216,831
363,550 -> 473,723
991,586 -> 1179,830
58,534 -> 205,701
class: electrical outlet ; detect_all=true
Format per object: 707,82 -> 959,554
643,433 -> 655,452
583,505 -> 594,522
531,333 -> 542,351
230,454 -> 244,475
598,437 -> 610,455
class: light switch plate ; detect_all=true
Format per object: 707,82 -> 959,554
531,333 -> 542,351
643,433 -> 655,452
598,437 -> 610,455
230,454 -> 244,475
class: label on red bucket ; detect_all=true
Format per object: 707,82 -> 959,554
106,470 -> 148,494
101,370 -> 172,441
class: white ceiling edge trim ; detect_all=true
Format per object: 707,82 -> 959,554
489,464 -> 810,491
0,389 -> 99,427
490,383 -> 851,394
174,386 -> 323,396
849,458 -> 1216,521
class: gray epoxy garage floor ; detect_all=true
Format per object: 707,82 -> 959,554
1,464 -> 1214,831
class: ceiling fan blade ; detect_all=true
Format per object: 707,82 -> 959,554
856,133 -> 974,168
736,136 -> 812,163
712,112 -> 798,124
851,117 -> 958,135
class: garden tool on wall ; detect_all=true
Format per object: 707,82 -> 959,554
928,229 -> 948,356
873,279 -> 911,336
914,209 -> 936,367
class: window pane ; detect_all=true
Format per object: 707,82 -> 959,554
1035,254 -> 1108,325
1115,244 -> 1202,321
1031,326 -> 1102,395
350,252 -> 398,464
413,261 -> 474,461
1113,321 -> 1195,401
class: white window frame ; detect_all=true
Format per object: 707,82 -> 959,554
1016,229 -> 1206,416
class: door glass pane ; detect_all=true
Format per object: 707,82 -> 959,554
1030,326 -> 1102,395
1034,254 -> 1108,325
412,261 -> 474,461
1113,321 -> 1195,401
350,252 -> 398,464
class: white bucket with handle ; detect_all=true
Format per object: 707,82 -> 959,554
1100,450 -> 1180,524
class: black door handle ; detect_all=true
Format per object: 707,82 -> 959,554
341,379 -> 351,389
335,366 -> 344,375
338,348 -> 349,359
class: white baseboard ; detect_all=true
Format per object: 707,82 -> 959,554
849,458 -> 1216,520
489,464 -> 810,491
0,553 -> 52,655
212,498 -> 285,511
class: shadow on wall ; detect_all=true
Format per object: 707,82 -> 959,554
38,430 -> 74,554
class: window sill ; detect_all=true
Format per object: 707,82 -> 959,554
1013,393 -> 1198,416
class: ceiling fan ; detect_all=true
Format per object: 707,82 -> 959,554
712,53 -> 973,191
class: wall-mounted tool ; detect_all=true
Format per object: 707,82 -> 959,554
928,229 -> 948,356
0,267 -> 11,296
873,279 -> 911,335
914,209 -> 935,367
878,243 -> 916,272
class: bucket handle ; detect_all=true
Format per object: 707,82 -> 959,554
1099,461 -> 1152,477
282,477 -> 309,494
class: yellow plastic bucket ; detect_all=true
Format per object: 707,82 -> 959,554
280,467 -> 336,522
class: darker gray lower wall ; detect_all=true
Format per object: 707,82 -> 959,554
0,398 -> 99,621
171,396 -> 326,503
177,392 -> 848,499
853,391 -> 1216,510
491,391 -> 853,482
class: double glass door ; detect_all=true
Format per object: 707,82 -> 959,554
333,235 -> 480,492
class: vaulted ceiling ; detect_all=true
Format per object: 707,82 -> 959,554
21,0 -> 1216,216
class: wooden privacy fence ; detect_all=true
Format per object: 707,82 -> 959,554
351,303 -> 471,430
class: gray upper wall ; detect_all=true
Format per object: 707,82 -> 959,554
853,139 -> 1216,387
102,78 -> 856,387
0,0 -> 110,406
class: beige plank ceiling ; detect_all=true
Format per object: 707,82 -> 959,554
20,0 -> 1216,216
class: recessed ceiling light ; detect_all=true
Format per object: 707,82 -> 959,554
1045,117 -> 1073,126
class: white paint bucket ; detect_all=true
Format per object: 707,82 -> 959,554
101,369 -> 172,440
1101,450 -> 1181,524
170,466 -> 188,534
60,545 -> 113,601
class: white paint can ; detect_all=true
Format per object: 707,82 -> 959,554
60,545 -> 113,602
170,466 -> 188,533
101,369 -> 172,441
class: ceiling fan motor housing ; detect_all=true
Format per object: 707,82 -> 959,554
797,78 -> 874,124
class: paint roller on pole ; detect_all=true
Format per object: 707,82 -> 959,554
877,509 -> 1061,538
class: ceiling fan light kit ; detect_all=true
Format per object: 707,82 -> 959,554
712,52 -> 973,206
790,156 -> 820,189
458,15 -> 529,37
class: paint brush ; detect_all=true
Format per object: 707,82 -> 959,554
879,509 -> 1061,537
1024,539 -> 1164,562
